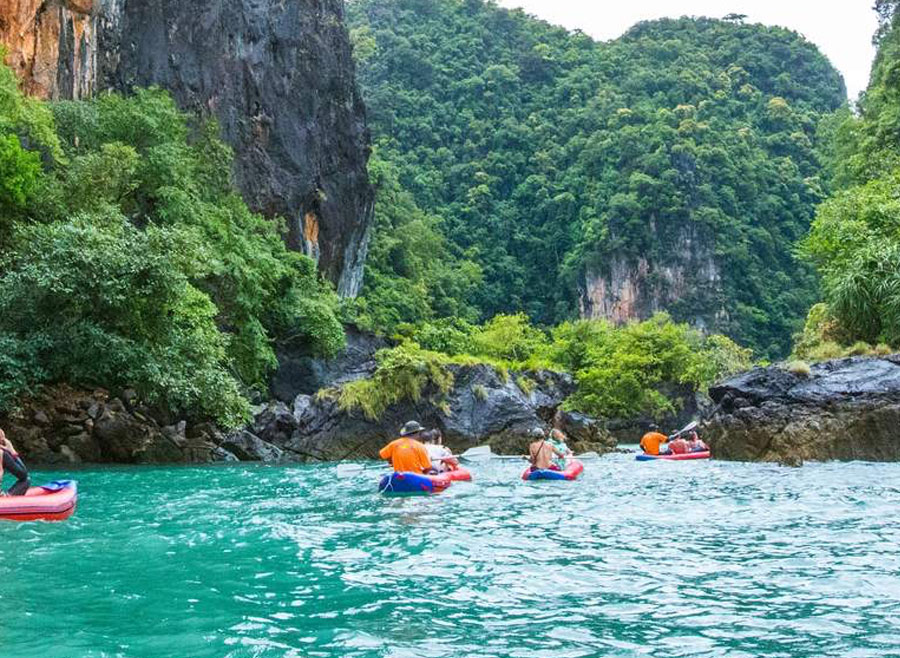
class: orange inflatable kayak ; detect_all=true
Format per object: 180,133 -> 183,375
0,481 -> 77,521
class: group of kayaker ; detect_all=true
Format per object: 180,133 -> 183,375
0,429 -> 30,496
380,420 -> 576,475
639,424 -> 708,456
379,421 -> 460,475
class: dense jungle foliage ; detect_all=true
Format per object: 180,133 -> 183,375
347,0 -> 846,357
335,313 -> 752,421
799,1 -> 900,358
0,64 -> 344,425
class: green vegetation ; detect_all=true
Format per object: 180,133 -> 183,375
354,313 -> 751,421
0,67 -> 343,425
800,2 -> 900,357
336,342 -> 454,419
348,0 -> 845,356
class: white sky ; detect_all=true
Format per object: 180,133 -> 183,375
494,0 -> 879,100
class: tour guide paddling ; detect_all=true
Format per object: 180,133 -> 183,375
379,421 -> 432,474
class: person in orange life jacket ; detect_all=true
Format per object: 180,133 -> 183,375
639,424 -> 670,455
379,421 -> 432,474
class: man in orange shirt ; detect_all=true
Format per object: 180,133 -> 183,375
379,421 -> 433,473
639,424 -> 670,456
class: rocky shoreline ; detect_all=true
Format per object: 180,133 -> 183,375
3,332 -> 616,465
704,355 -> 900,464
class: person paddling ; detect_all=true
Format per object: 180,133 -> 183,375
528,428 -> 565,472
0,429 -> 30,496
687,431 -> 709,453
379,421 -> 432,474
639,424 -> 669,456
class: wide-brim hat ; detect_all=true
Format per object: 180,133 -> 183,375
400,420 -> 426,436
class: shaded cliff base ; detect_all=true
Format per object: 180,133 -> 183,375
705,356 -> 900,464
4,366 -> 616,467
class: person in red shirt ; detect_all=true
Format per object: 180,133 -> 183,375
379,421 -> 433,474
668,435 -> 690,455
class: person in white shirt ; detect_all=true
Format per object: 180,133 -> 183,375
423,429 -> 458,473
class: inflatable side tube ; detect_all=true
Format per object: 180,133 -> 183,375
636,450 -> 711,461
0,480 -> 78,522
522,460 -> 584,481
378,471 -> 453,495
445,468 -> 472,482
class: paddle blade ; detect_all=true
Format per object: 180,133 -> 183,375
336,463 -> 366,478
460,445 -> 493,459
575,451 -> 600,460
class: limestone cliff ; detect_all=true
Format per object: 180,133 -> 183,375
579,224 -> 723,328
1,0 -> 373,296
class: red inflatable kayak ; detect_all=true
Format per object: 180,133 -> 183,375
0,481 -> 78,521
522,459 -> 584,481
636,450 -> 710,462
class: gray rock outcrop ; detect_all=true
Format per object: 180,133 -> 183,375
253,364 -> 614,460
705,355 -> 900,462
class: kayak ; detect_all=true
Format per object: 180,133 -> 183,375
0,481 -> 77,522
378,468 -> 472,495
522,460 -> 584,481
636,450 -> 711,461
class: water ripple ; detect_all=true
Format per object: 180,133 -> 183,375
2,455 -> 900,656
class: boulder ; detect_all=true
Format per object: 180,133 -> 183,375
705,356 -> 900,462
220,431 -> 284,462
553,410 -> 616,454
270,326 -> 387,402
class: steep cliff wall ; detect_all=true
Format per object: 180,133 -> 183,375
579,224 -> 723,328
1,0 -> 373,296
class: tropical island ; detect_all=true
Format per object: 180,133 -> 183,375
3,1 -> 900,657
0,0 -> 896,469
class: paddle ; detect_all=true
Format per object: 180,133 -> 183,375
574,451 -> 600,460
336,444 -> 495,478
335,462 -> 379,478
669,420 -> 698,440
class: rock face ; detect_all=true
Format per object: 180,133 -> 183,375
253,365 -> 615,460
0,385 -> 261,464
0,0 -> 101,99
270,326 -> 387,403
579,225 -> 721,328
705,356 -> 900,462
1,0 -> 373,296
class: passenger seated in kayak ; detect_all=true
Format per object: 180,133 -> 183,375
528,429 -> 566,472
0,429 -> 30,496
379,421 -> 432,474
423,429 -> 458,473
687,431 -> 709,453
639,424 -> 669,456
668,434 -> 690,455
548,429 -> 573,470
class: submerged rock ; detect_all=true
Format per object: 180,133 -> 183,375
705,356 -> 900,462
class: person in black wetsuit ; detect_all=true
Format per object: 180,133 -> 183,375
0,429 -> 30,496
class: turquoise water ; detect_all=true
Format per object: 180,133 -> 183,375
2,451 -> 899,657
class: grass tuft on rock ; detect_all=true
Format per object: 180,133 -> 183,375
338,342 -> 453,420
786,360 -> 813,378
